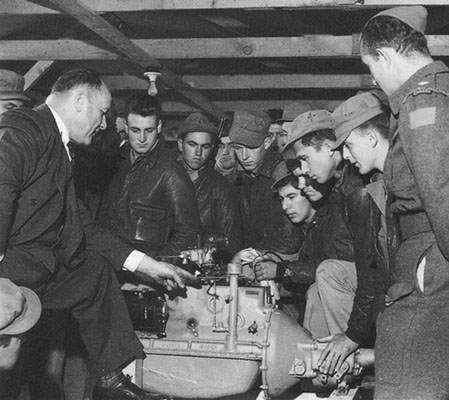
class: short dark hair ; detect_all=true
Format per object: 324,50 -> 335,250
355,110 -> 391,140
125,94 -> 162,122
51,68 -> 104,94
361,15 -> 429,58
273,175 -> 300,192
300,129 -> 336,150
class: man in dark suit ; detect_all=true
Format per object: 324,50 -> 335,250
0,68 -> 196,400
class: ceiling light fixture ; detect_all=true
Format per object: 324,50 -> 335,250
144,71 -> 161,96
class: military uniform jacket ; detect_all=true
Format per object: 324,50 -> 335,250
0,105 -> 133,292
385,61 -> 449,303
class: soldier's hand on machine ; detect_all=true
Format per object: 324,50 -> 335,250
232,247 -> 260,264
254,260 -> 278,281
135,254 -> 199,291
232,247 -> 261,280
316,333 -> 359,376
232,248 -> 279,282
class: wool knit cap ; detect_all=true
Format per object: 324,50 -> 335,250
178,112 -> 218,138
229,110 -> 271,148
0,70 -> 30,101
271,160 -> 292,190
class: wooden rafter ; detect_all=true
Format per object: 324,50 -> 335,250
24,61 -> 56,91
3,35 -> 449,60
102,74 -> 376,91
4,0 -> 449,14
161,100 -> 344,115
41,0 -> 225,119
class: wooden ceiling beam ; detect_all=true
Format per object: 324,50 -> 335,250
24,61 -> 56,91
2,35 -> 449,59
102,73 -> 375,91
41,0 -> 225,119
160,100 -> 343,115
3,0 -> 449,14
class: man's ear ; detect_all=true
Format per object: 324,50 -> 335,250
376,47 -> 394,70
367,129 -> 379,148
323,140 -> 335,155
122,117 -> 129,134
263,134 -> 274,150
177,137 -> 183,153
74,89 -> 88,113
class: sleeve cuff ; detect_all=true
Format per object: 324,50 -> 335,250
123,250 -> 146,272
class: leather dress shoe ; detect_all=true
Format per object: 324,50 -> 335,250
93,375 -> 170,400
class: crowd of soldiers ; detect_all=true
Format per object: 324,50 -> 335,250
0,4 -> 448,400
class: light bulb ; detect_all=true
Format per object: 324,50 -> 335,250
144,72 -> 161,97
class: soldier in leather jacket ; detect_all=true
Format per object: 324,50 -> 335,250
256,161 -> 354,323
361,6 -> 449,399
316,91 -> 391,377
229,110 -> 303,256
99,95 -> 201,257
177,113 -> 243,257
283,110 -> 364,341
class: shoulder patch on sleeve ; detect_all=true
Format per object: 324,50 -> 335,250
409,107 -> 436,129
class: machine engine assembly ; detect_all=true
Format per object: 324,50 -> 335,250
122,248 -> 374,399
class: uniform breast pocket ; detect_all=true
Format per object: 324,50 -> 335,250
131,203 -> 172,246
385,143 -> 415,196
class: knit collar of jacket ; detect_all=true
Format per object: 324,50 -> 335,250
389,60 -> 448,115
177,154 -> 215,187
124,136 -> 165,167
332,161 -> 363,198
241,147 -> 283,179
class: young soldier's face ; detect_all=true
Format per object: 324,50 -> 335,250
216,138 -> 237,170
179,131 -> 213,171
127,114 -> 160,155
232,142 -> 267,173
293,140 -> 337,184
278,180 -> 313,224
343,129 -> 376,175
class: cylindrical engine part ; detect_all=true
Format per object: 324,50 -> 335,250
226,263 -> 242,352
356,348 -> 375,368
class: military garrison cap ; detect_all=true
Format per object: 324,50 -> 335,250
370,6 -> 427,34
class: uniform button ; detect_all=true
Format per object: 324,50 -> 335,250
30,198 -> 38,206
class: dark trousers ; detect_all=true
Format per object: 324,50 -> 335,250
375,233 -> 449,400
0,251 -> 142,399
41,251 -> 143,375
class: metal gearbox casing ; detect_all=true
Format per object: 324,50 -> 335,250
135,284 -> 309,399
